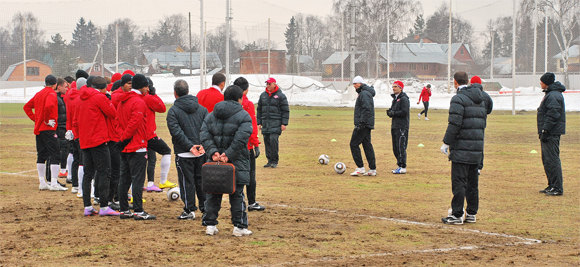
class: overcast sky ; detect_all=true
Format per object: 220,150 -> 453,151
0,0 -> 516,48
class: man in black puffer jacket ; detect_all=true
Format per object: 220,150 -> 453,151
201,85 -> 253,237
167,79 -> 209,220
349,76 -> 376,176
537,72 -> 566,196
386,80 -> 410,174
257,78 -> 289,168
441,71 -> 487,225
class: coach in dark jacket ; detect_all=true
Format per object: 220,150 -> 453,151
537,72 -> 566,196
201,85 -> 254,236
349,76 -> 376,176
441,71 -> 487,225
167,79 -> 209,219
257,78 -> 289,168
470,76 -> 493,171
386,81 -> 410,174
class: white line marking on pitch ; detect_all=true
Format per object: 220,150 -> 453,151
0,169 -> 37,175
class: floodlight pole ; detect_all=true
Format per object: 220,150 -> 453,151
200,0 -> 205,89
268,18 -> 271,78
341,14 -> 344,85
544,12 -> 547,72
350,2 -> 356,84
225,0 -> 231,85
23,17 -> 26,98
490,30 -> 494,79
116,22 -> 119,73
447,0 -> 452,94
189,12 -> 192,76
512,0 -> 516,115
532,0 -> 537,92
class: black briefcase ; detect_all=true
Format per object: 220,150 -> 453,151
202,162 -> 236,194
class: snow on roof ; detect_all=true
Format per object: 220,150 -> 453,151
379,43 -> 465,65
285,55 -> 314,64
552,45 -> 579,59
143,52 -> 222,69
1,59 -> 50,81
322,52 -> 350,65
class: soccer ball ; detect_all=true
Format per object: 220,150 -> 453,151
167,187 -> 180,201
318,154 -> 330,165
334,162 -> 347,174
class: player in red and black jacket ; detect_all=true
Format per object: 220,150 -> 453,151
417,84 -> 432,120
196,73 -> 225,113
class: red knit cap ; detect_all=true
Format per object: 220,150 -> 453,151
470,76 -> 482,85
111,73 -> 122,83
122,69 -> 135,76
393,80 -> 404,89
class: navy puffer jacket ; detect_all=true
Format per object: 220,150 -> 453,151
537,81 -> 566,135
443,85 -> 487,164
353,84 -> 375,129
257,87 -> 289,134
166,94 -> 208,154
201,100 -> 253,185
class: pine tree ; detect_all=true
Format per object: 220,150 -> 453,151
70,17 -> 99,62
285,16 -> 298,73
48,33 -> 76,77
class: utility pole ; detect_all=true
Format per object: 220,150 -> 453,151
341,14 -> 344,84
23,17 -> 26,98
268,18 -> 271,77
532,0 -> 537,92
200,0 -> 205,90
447,0 -> 452,93
350,2 -> 356,84
115,22 -> 118,73
189,12 -> 192,76
544,12 -> 547,72
490,30 -> 494,79
225,0 -> 231,85
387,5 -> 390,82
511,0 -> 516,115
100,29 -> 104,76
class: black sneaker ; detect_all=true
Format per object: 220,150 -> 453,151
270,163 -> 278,168
134,211 -> 157,220
545,188 -> 563,196
119,210 -> 134,219
109,202 -> 121,211
465,213 -> 476,223
177,211 -> 195,220
263,163 -> 272,168
539,186 -> 551,193
248,203 -> 265,211
66,177 -> 73,184
441,215 -> 463,225
58,181 -> 67,187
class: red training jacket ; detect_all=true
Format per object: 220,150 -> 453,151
23,87 -> 59,135
196,86 -> 223,113
64,88 -> 80,131
242,95 -> 260,150
142,93 -> 166,140
116,91 -> 148,153
419,87 -> 431,102
71,86 -> 88,139
77,89 -> 116,149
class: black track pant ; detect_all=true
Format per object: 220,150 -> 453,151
247,149 -> 257,205
450,162 -> 479,218
175,155 -> 206,213
263,133 -> 280,164
119,152 -> 147,212
202,184 -> 248,229
36,131 -> 60,165
420,101 -> 429,117
71,139 -> 83,187
350,126 -> 376,169
82,143 -> 111,208
541,135 -> 563,192
147,136 -> 172,182
391,128 -> 408,168
108,141 -> 120,203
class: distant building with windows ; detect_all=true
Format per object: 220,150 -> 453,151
0,59 -> 52,81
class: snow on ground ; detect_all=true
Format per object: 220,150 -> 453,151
1,74 -> 579,111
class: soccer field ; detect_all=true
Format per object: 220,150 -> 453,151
1,104 -> 578,266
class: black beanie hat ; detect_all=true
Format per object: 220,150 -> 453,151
76,69 -> 89,80
111,80 -> 122,92
233,77 -> 249,91
45,74 -> 57,86
86,75 -> 96,88
540,72 -> 555,86
132,74 -> 149,89
121,74 -> 132,86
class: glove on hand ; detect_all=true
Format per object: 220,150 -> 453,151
148,86 -> 156,96
254,147 -> 260,158
116,139 -> 131,151
540,130 -> 550,143
46,119 -> 56,127
386,109 -> 393,117
440,143 -> 449,155
65,130 -> 74,141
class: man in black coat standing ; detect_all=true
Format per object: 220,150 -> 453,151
441,71 -> 487,225
201,85 -> 253,237
537,72 -> 566,196
166,79 -> 209,220
257,78 -> 289,168
349,76 -> 377,176
386,81 -> 410,174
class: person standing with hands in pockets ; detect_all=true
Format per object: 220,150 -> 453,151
349,76 -> 377,176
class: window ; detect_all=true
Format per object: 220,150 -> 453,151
422,64 -> 429,70
460,48 -> 464,55
94,65 -> 101,72
409,63 -> 416,70
26,67 -> 39,76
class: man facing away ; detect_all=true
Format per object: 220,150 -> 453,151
257,77 -> 289,168
349,76 -> 377,176
166,79 -> 209,220
197,73 -> 225,113
537,72 -> 566,196
440,71 -> 487,225
23,74 -> 67,191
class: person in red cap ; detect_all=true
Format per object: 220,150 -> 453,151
257,77 -> 289,168
470,75 -> 493,174
197,73 -> 225,113
23,74 -> 67,191
417,84 -> 431,121
386,80 -> 410,174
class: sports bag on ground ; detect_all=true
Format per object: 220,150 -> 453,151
202,162 -> 236,194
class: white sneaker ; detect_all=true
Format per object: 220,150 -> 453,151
425,117 -> 429,121
418,113 -> 421,120
391,167 -> 407,174
232,227 -> 253,236
71,187 -> 79,193
39,184 -> 50,190
77,192 -> 83,198
350,167 -> 365,176
206,225 -> 219,236
49,184 -> 68,191
362,169 -> 377,176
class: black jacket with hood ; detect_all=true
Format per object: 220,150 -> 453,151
201,100 -> 253,185
257,86 -> 290,135
537,81 -> 566,135
388,91 -> 410,129
56,92 -> 67,136
166,94 -> 209,155
353,84 -> 375,129
443,85 -> 487,164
